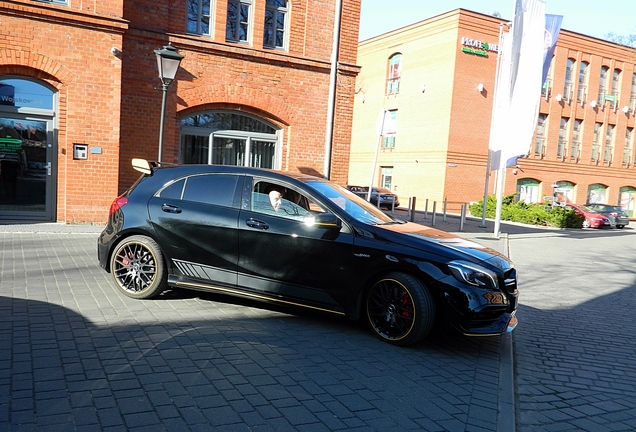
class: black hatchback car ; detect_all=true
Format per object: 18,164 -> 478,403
98,159 -> 518,346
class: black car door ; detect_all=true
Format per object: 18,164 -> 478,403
237,177 -> 354,311
148,173 -> 243,286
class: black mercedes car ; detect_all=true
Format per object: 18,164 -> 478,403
98,159 -> 518,346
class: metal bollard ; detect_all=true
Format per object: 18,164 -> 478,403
460,203 -> 466,231
410,197 -> 417,222
424,199 -> 429,219
443,199 -> 447,222
391,196 -> 395,213
407,197 -> 412,219
431,201 -> 437,226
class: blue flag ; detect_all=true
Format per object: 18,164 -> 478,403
542,14 -> 563,84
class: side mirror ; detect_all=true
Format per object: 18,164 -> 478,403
303,212 -> 341,228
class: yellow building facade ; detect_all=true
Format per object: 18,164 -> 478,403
350,9 -> 636,215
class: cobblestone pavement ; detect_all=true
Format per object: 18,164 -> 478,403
1,222 -> 510,432
2,214 -> 633,431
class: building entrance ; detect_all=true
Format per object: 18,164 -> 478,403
0,79 -> 57,221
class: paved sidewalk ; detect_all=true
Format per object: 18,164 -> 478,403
1,220 -> 516,432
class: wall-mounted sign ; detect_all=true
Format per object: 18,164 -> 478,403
461,37 -> 499,57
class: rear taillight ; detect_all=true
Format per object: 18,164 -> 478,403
109,197 -> 128,215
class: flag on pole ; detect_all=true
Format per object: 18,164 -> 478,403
489,0 -> 546,170
542,14 -> 563,85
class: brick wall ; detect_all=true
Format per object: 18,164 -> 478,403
0,0 -> 126,223
1,0 -> 361,223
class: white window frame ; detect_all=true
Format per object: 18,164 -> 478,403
263,0 -> 289,50
186,0 -> 213,36
226,0 -> 253,44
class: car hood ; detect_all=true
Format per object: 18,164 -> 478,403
375,221 -> 512,271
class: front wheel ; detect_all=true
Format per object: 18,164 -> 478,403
617,225 -> 625,229
582,219 -> 591,228
109,235 -> 167,299
365,272 -> 435,346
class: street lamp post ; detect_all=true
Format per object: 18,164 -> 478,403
154,43 -> 184,163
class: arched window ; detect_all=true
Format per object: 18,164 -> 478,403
619,186 -> 636,216
564,58 -> 575,101
180,111 -> 280,168
0,78 -> 54,111
516,178 -> 539,203
387,54 -> 402,95
587,183 -> 607,204
598,66 -> 609,103
554,181 -> 575,203
577,61 -> 588,103
610,68 -> 621,110
630,73 -> 636,113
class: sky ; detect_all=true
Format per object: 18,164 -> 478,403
359,0 -> 636,41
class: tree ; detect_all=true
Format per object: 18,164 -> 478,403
604,31 -> 636,48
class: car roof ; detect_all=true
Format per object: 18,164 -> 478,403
149,164 -> 325,184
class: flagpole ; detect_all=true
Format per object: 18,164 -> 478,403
481,22 -> 506,229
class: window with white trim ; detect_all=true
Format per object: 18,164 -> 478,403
598,66 -> 608,103
263,0 -> 288,49
226,0 -> 252,43
564,58 -> 575,102
577,61 -> 588,103
387,54 -> 402,95
180,111 -> 280,169
604,124 -> 614,164
570,119 -> 581,161
187,0 -> 212,36
382,110 -> 397,148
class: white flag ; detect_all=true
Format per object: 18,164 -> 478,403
490,0 -> 546,170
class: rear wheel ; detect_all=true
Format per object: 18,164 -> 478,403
109,235 -> 167,299
365,272 -> 435,346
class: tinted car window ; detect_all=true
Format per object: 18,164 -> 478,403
158,179 -> 185,199
182,174 -> 240,207
251,180 -> 323,220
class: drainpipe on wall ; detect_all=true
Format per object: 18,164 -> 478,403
323,0 -> 343,180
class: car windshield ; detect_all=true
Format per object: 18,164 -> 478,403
304,179 -> 399,225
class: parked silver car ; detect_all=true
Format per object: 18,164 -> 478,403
346,186 -> 400,209
584,204 -> 630,228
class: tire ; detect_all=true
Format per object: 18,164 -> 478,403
617,225 -> 625,229
365,272 -> 435,346
582,219 -> 591,228
109,235 -> 167,299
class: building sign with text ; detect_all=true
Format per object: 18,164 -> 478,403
461,37 -> 499,57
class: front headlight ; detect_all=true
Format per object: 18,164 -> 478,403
448,260 -> 499,290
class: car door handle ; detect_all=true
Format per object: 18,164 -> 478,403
161,204 -> 182,214
246,218 -> 269,230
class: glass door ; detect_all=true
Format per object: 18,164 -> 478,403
0,116 -> 55,220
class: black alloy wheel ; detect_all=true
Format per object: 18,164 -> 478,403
110,235 -> 167,299
365,272 -> 435,346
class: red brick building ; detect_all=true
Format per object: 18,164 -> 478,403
350,9 -> 636,215
0,0 -> 360,223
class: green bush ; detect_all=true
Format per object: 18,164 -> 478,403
469,195 -> 584,228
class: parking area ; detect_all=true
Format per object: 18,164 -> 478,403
1,227 -> 510,431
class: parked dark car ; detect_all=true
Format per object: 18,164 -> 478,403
584,204 -> 630,228
346,185 -> 400,209
565,203 -> 612,229
98,159 -> 518,346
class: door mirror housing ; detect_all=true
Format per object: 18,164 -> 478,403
304,212 -> 340,228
